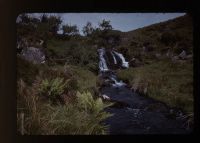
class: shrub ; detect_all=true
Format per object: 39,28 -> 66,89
17,56 -> 39,85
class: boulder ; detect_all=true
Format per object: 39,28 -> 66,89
39,40 -> 44,45
186,54 -> 193,59
129,57 -> 143,67
21,47 -> 45,64
171,56 -> 179,62
142,46 -> 147,52
166,50 -> 173,58
178,50 -> 187,59
144,103 -> 168,112
155,53 -> 161,59
101,94 -> 110,100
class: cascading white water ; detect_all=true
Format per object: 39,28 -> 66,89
98,48 -> 128,87
98,48 -> 109,72
111,52 -> 117,64
109,74 -> 126,87
113,51 -> 129,68
110,77 -> 126,87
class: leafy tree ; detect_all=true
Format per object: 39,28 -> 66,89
18,14 -> 31,24
17,14 -> 37,37
62,24 -> 79,36
47,15 -> 62,34
97,19 -> 120,48
82,22 -> 95,36
40,14 -> 49,23
99,19 -> 112,31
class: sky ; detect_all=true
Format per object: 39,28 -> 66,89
27,13 -> 185,35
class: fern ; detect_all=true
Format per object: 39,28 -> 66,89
38,77 -> 69,101
41,91 -> 113,135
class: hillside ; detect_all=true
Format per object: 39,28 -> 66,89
117,14 -> 193,63
116,14 -> 193,117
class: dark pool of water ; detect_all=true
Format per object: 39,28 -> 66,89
101,85 -> 192,134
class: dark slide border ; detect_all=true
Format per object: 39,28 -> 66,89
0,0 -> 199,142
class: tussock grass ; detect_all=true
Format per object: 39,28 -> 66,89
69,65 -> 98,92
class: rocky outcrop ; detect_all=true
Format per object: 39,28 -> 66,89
21,47 -> 45,64
155,53 -> 161,59
101,94 -> 110,100
178,50 -> 187,60
17,37 -> 46,64
171,50 -> 192,62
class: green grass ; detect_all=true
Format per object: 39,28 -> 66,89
117,59 -> 193,113
68,65 -> 98,92
17,77 -> 112,135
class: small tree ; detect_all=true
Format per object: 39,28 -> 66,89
62,24 -> 79,36
82,22 -> 95,37
47,15 -> 62,35
99,19 -> 112,31
97,19 -> 115,47
18,14 -> 31,24
40,14 -> 49,23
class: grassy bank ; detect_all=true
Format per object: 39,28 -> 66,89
117,59 -> 193,113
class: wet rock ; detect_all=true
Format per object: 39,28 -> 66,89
155,53 -> 161,59
127,108 -> 141,117
171,56 -> 179,62
144,103 -> 168,113
186,54 -> 193,59
111,101 -> 130,108
39,40 -> 44,45
102,79 -> 114,87
101,94 -> 110,100
143,46 -> 147,52
179,50 -> 187,59
21,47 -> 45,64
131,82 -> 148,96
146,127 -> 151,131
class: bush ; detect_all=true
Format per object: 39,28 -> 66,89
17,56 -> 40,85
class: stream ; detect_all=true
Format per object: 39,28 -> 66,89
98,48 -> 191,134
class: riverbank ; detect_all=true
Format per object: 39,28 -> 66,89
116,59 -> 193,129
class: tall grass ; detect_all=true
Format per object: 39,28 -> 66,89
17,78 -> 112,135
117,60 -> 193,113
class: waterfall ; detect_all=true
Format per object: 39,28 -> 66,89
111,52 -> 117,64
98,48 -> 109,72
113,51 -> 129,68
110,74 -> 126,87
